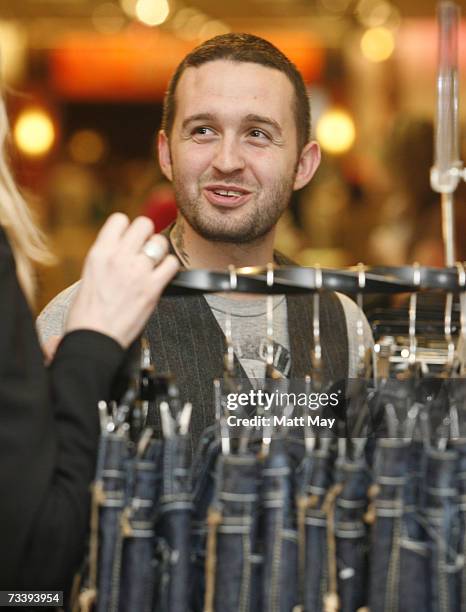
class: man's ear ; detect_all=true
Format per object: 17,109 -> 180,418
157,130 -> 173,181
293,141 -> 321,191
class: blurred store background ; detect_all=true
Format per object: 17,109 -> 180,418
0,0 -> 465,311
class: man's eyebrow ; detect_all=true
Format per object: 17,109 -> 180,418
181,113 -> 216,130
243,114 -> 282,133
181,112 -> 283,134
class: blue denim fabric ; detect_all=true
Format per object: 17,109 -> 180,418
260,438 -> 299,612
334,457 -> 371,612
423,447 -> 461,612
190,426 -> 221,612
87,392 -> 466,612
295,449 -> 314,610
114,439 -> 163,612
451,439 -> 466,612
95,434 -> 130,612
369,439 -> 409,612
204,452 -> 260,612
303,445 -> 335,612
155,435 -> 193,612
398,441 -> 431,612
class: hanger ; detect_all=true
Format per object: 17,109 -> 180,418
311,264 -> 323,393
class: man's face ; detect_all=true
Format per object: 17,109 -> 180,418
158,59 -> 320,243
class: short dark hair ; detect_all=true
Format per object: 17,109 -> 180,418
161,33 -> 311,152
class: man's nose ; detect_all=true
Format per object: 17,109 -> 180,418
211,136 -> 245,174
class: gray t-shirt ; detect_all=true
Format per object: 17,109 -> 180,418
37,285 -> 373,379
206,294 -> 290,379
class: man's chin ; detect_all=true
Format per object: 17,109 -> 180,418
189,218 -> 269,244
196,227 -> 263,244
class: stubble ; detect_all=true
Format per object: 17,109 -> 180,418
172,173 -> 295,244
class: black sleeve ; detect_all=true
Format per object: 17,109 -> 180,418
0,228 -> 125,592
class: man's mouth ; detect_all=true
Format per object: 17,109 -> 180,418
213,189 -> 245,197
203,185 -> 252,208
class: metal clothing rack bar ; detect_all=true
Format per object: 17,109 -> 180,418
163,265 -> 466,296
431,1 -> 465,265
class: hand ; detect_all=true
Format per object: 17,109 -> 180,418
65,213 -> 179,348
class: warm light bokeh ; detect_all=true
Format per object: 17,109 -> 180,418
360,26 -> 395,62
135,0 -> 170,26
13,108 -> 56,157
316,109 -> 356,154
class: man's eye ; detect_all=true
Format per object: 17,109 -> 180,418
193,126 -> 214,136
249,129 -> 269,139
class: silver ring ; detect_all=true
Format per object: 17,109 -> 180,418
142,240 -> 164,265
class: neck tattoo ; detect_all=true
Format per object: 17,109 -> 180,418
171,221 -> 190,267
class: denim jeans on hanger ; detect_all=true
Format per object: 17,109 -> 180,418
155,435 -> 193,612
260,438 -> 299,612
295,446 -> 314,611
423,446 -> 461,612
303,444 -> 335,612
398,440 -> 431,612
451,438 -> 466,612
190,425 -> 221,612
93,433 -> 130,612
113,438 -> 163,612
203,452 -> 261,612
368,438 -> 409,612
334,457 -> 372,612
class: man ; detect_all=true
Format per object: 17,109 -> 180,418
38,33 -> 372,447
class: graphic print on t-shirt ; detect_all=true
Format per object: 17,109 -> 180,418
234,337 -> 291,379
205,294 -> 291,381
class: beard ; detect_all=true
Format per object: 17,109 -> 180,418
171,172 -> 295,244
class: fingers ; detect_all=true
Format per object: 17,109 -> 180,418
94,213 -> 130,247
68,213 -> 178,348
119,216 -> 155,253
93,215 -> 157,258
141,234 -> 169,267
150,254 -> 179,293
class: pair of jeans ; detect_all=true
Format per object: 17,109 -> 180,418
303,443 -> 335,612
190,425 -> 221,612
295,447 -> 314,610
204,452 -> 261,612
260,438 -> 299,612
334,457 -> 372,612
94,433 -> 130,612
113,438 -> 163,612
369,439 -> 409,612
423,447 -> 461,612
451,438 -> 466,612
155,435 -> 193,612
398,441 -> 431,612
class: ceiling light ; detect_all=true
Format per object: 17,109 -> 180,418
14,108 -> 55,157
360,27 -> 395,62
135,0 -> 170,26
316,108 -> 355,155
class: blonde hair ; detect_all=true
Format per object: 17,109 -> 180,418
0,95 -> 53,304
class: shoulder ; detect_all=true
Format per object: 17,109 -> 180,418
36,281 -> 81,344
335,292 -> 359,320
336,292 -> 374,377
336,293 -> 372,337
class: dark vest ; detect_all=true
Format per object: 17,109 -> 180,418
146,228 -> 348,449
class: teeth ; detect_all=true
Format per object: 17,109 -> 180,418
214,189 -> 243,197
